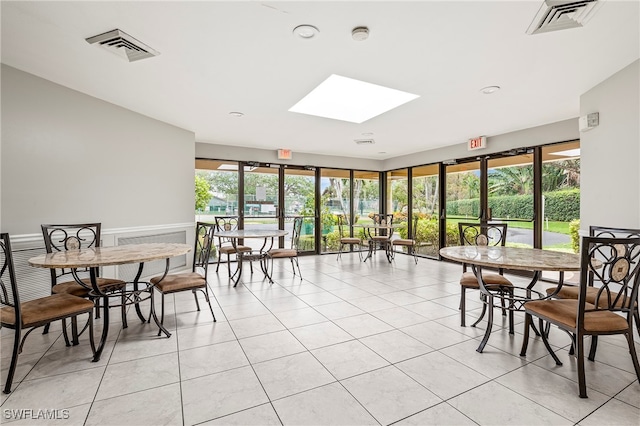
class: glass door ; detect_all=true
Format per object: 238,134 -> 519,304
541,141 -> 580,252
487,152 -> 535,247
444,160 -> 481,246
284,166 -> 316,254
319,168 -> 350,253
241,163 -> 280,251
412,164 -> 440,258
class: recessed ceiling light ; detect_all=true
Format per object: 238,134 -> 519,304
289,74 -> 419,124
378,152 -> 387,154
293,25 -> 319,39
229,112 -> 244,117
362,132 -> 374,136
480,86 -> 501,94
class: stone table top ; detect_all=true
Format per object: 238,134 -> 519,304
439,246 -> 582,272
28,243 -> 191,268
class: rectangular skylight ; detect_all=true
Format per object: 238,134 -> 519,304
289,74 -> 419,124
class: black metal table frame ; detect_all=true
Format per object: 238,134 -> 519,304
472,266 -> 565,353
72,258 -> 173,362
353,224 -> 397,263
217,230 -> 289,287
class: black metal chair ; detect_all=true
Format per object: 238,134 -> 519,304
214,216 -> 253,277
41,223 -> 126,341
337,215 -> 362,261
390,215 -> 420,264
458,222 -> 514,330
521,235 -> 640,398
267,217 -> 303,279
150,222 -> 216,335
367,213 -> 394,256
1,233 -> 95,394
545,225 -> 640,356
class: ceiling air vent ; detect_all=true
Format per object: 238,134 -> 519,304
86,29 -> 159,62
354,139 -> 375,145
526,0 -> 603,35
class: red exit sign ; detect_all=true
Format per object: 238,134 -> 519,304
277,149 -> 292,160
468,136 -> 487,151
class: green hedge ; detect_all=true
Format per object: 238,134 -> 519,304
446,189 -> 579,221
544,190 -> 580,221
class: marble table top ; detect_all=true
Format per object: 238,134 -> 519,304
28,243 -> 191,268
216,229 -> 288,239
439,245 -> 582,272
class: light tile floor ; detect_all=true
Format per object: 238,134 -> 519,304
2,253 -> 639,425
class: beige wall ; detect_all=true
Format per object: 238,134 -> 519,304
1,65 -> 195,236
580,59 -> 640,231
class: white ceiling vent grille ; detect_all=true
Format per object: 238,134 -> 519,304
526,0 -> 603,35
354,139 -> 375,145
86,29 -> 159,62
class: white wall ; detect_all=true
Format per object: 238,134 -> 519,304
196,142 -> 382,171
580,60 -> 640,231
383,119 -> 579,170
1,65 -> 195,237
197,118 -> 579,172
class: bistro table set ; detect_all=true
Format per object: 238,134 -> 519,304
1,220 -> 639,399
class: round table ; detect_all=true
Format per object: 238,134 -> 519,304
215,229 -> 288,286
439,245 -> 582,352
29,243 -> 191,361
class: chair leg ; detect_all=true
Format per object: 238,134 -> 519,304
625,331 -> 640,383
193,289 -> 201,311
588,336 -> 598,361
71,317 -> 80,345
42,323 -> 50,335
216,251 -> 222,273
539,318 -> 562,366
61,318 -> 71,347
460,287 -> 467,327
160,293 -> 166,325
3,327 -> 22,394
576,334 -> 588,398
203,286 -> 217,322
227,254 -> 232,277
520,313 -> 532,356
296,258 -> 302,279
121,289 -> 128,328
88,311 -> 96,360
337,243 -> 342,260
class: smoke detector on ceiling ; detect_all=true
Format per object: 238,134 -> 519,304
86,29 -> 159,62
526,0 -> 603,35
352,27 -> 369,41
355,139 -> 375,145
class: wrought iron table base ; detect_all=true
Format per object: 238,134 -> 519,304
473,267 -> 552,353
79,261 -> 172,362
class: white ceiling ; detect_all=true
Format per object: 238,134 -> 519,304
2,1 -> 638,160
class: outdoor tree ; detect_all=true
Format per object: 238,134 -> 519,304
195,174 -> 212,211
